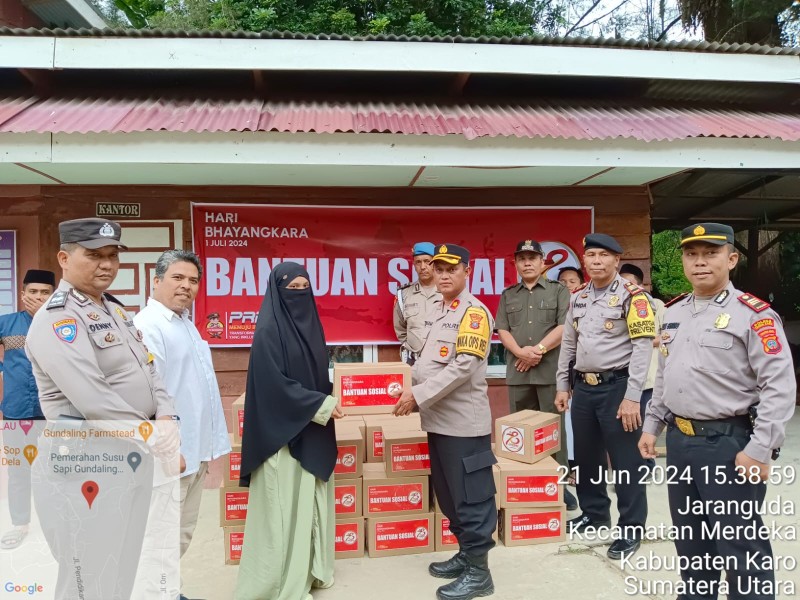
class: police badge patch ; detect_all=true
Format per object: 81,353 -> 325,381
53,319 -> 78,343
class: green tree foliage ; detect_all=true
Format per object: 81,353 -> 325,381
677,0 -> 797,44
651,230 -> 691,301
127,0 -> 570,36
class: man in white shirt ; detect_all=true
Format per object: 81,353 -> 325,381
134,250 -> 231,569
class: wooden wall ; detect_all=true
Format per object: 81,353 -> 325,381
0,184 -> 651,429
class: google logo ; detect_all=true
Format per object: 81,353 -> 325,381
3,582 -> 44,595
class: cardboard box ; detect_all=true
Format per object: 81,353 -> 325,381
499,506 -> 566,547
362,463 -> 429,518
367,513 -> 434,557
223,526 -> 245,565
435,513 -> 498,551
231,393 -> 245,444
494,456 -> 563,508
335,518 -> 365,559
334,362 -> 411,415
221,437 -> 242,488
335,426 -> 365,479
495,410 -> 561,464
334,477 -> 363,519
220,487 -> 250,526
364,414 -> 421,463
383,429 -> 430,477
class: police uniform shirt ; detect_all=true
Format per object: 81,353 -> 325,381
25,280 -> 174,420
412,288 -> 494,437
644,283 -> 796,463
495,279 -> 569,385
393,281 -> 442,354
556,273 -> 656,401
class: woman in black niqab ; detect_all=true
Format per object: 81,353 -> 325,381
240,261 -> 337,484
235,262 -> 341,600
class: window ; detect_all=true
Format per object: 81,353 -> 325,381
327,345 -> 377,368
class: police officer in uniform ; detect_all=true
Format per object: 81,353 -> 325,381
640,223 -> 795,598
25,218 -> 179,600
394,244 -> 496,600
555,233 -> 655,560
394,242 -> 442,364
496,239 -> 576,510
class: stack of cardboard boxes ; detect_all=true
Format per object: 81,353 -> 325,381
222,372 -> 569,564
222,393 -> 247,564
492,410 -> 567,547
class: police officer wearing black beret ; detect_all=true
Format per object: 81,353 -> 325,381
555,233 -> 655,560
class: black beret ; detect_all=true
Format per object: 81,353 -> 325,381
583,233 -> 623,254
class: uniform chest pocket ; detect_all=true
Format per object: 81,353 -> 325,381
404,303 -> 420,318
537,301 -> 558,324
506,303 -> 524,327
697,330 -> 734,374
598,307 -> 625,332
431,338 -> 456,364
89,332 -> 133,376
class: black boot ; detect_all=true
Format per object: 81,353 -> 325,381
429,551 -> 469,579
435,553 -> 494,600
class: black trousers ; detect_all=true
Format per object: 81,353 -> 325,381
428,432 -> 497,556
639,389 -> 656,470
666,426 -> 774,600
571,376 -> 647,529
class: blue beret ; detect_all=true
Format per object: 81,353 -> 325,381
583,233 -> 623,254
412,242 -> 436,257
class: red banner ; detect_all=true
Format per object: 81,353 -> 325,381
191,204 -> 592,345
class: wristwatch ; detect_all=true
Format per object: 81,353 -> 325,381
537,344 -> 547,354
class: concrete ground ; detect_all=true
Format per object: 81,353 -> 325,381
182,413 -> 800,600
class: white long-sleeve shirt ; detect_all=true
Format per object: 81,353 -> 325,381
134,298 -> 231,477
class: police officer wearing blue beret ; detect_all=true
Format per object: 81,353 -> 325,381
555,233 -> 655,560
394,242 -> 442,365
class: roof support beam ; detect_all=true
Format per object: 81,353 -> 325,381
662,175 -> 784,228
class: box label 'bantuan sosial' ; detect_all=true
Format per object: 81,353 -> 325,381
335,444 -> 358,475
366,482 -> 423,513
228,531 -> 244,561
335,483 -> 358,516
227,451 -> 241,481
390,442 -> 430,471
510,511 -> 562,541
340,373 -> 404,408
224,492 -> 249,521
374,518 -> 430,550
506,475 -> 560,503
335,522 -> 361,552
534,423 -> 559,455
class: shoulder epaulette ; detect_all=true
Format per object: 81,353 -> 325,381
70,288 -> 91,306
665,292 -> 689,308
399,281 -> 413,290
738,293 -> 770,313
571,282 -> 588,294
503,282 -> 520,292
623,281 -> 644,296
103,292 -> 126,307
46,290 -> 68,310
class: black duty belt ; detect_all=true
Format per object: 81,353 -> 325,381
672,415 -> 751,438
576,368 -> 629,386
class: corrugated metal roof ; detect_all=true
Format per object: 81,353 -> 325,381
2,96 -> 799,141
0,27 -> 798,56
